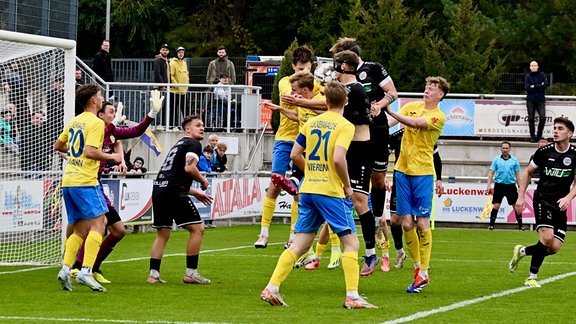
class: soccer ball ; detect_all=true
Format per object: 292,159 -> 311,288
314,62 -> 336,84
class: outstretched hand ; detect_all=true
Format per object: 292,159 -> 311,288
112,102 -> 126,126
149,90 -> 165,118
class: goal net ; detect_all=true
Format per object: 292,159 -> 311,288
0,30 -> 76,265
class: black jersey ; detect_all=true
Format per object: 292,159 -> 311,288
355,61 -> 391,127
344,81 -> 372,125
390,128 -> 441,178
154,136 -> 202,193
532,143 -> 576,205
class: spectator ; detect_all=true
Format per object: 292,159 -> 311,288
20,111 -> 51,173
525,60 -> 547,142
46,78 -> 65,142
206,134 -> 219,171
129,156 -> 147,175
153,44 -> 170,129
212,73 -> 240,128
0,110 -> 19,154
206,45 -> 236,85
214,142 -> 228,172
198,146 -> 213,172
2,60 -> 28,133
75,68 -> 85,88
169,46 -> 189,129
213,73 -> 231,101
153,44 -> 170,91
92,40 -> 114,83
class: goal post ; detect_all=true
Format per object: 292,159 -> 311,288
0,30 -> 76,265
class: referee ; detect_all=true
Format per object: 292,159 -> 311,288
486,141 -> 524,230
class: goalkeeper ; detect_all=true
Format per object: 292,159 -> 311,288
69,90 -> 164,284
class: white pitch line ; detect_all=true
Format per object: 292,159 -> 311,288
381,271 -> 576,324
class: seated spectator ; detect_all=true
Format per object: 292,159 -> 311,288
212,74 -> 240,128
198,146 -> 213,172
0,109 -> 19,154
214,142 -> 228,172
129,156 -> 147,175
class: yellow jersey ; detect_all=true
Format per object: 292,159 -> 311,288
394,101 -> 445,176
297,111 -> 355,198
58,112 -> 105,187
298,89 -> 325,131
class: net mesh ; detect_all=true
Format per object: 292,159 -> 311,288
0,36 -> 70,265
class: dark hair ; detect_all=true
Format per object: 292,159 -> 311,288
330,37 -> 361,56
98,101 -> 114,115
182,115 -> 202,128
76,84 -> 102,109
217,45 -> 226,51
501,141 -> 511,148
292,45 -> 314,65
555,117 -> 575,132
203,146 -> 213,153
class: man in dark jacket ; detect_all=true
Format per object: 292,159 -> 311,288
92,40 -> 114,82
525,60 -> 547,142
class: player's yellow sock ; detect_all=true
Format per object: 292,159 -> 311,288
404,228 -> 420,264
261,196 -> 276,228
289,200 -> 298,235
315,243 -> 327,257
342,251 -> 359,291
329,226 -> 341,249
269,249 -> 298,286
63,233 -> 83,267
82,231 -> 103,270
419,228 -> 432,271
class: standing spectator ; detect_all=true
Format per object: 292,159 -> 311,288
46,78 -> 65,142
206,134 -> 219,171
386,76 -> 449,293
212,73 -> 239,127
148,115 -> 212,285
510,117 -> 576,288
0,110 -> 19,154
170,46 -> 189,128
206,46 -> 236,85
214,142 -> 228,172
92,40 -> 114,83
153,44 -> 170,129
213,73 -> 231,101
75,68 -> 85,88
486,141 -> 524,230
20,111 -> 51,172
525,60 -> 547,142
2,60 -> 28,133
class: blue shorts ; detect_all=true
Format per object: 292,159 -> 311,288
62,186 -> 109,224
271,140 -> 294,175
295,193 -> 356,236
395,171 -> 433,217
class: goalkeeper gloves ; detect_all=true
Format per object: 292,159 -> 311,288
149,90 -> 165,118
112,102 -> 126,126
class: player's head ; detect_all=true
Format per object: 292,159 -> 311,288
330,37 -> 361,57
289,71 -> 315,98
553,117 -> 574,143
333,50 -> 359,75
424,76 -> 450,102
500,141 -> 511,155
291,45 -> 314,72
76,84 -> 104,111
324,81 -> 348,110
182,115 -> 204,140
97,101 -> 116,125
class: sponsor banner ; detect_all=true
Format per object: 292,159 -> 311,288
474,100 -> 576,137
101,179 -> 153,223
0,181 -> 44,232
209,177 -> 266,219
388,98 -> 474,136
190,179 -> 213,220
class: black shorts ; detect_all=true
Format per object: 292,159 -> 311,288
492,183 -> 518,205
152,188 -> 202,228
346,141 -> 372,195
370,126 -> 389,172
105,205 -> 121,226
390,171 -> 398,213
533,197 -> 567,242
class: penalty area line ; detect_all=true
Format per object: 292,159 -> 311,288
381,271 -> 576,324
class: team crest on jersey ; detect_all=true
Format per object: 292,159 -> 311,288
110,135 -> 116,143
358,71 -> 367,81
563,157 -> 572,166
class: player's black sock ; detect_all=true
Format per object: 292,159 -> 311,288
359,210 -> 376,250
391,224 -> 403,250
